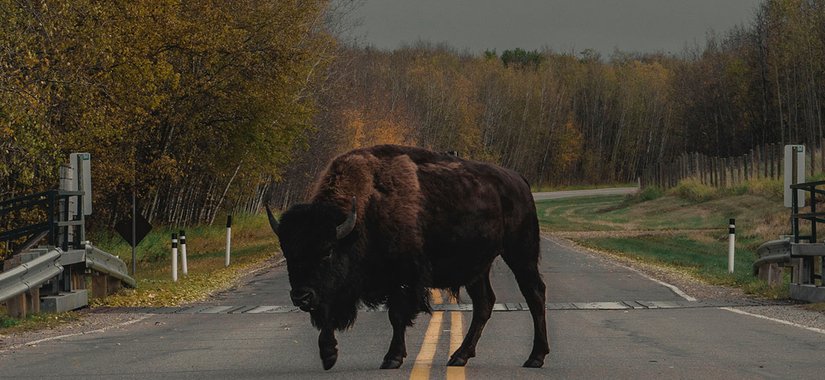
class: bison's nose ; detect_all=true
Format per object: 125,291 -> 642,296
290,288 -> 316,308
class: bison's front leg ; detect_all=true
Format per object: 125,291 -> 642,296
318,328 -> 338,370
380,307 -> 409,369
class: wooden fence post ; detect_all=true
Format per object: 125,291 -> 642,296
756,145 -> 763,179
709,157 -> 715,187
723,157 -> 729,188
820,137 -> 825,175
808,144 -> 814,177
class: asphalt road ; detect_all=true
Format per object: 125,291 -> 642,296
2,237 -> 824,379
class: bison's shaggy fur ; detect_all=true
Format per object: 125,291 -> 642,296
268,144 -> 549,370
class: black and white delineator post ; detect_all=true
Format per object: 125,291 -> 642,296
172,233 -> 179,282
180,230 -> 188,276
728,219 -> 735,274
225,215 -> 232,267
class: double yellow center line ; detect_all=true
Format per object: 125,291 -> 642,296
410,290 -> 466,380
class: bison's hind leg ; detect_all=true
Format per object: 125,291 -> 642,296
381,285 -> 427,369
447,266 -> 495,367
502,253 -> 549,368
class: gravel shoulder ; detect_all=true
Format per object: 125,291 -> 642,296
0,312 -> 149,354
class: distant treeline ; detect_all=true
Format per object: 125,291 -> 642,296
271,0 -> 825,206
2,0 -> 824,233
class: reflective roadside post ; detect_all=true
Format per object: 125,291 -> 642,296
225,215 -> 232,267
180,230 -> 188,276
728,219 -> 735,274
172,233 -> 178,282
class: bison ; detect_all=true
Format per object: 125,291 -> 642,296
266,144 -> 548,370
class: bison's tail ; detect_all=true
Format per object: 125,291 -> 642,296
447,286 -> 461,303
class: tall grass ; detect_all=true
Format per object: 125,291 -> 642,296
84,213 -> 280,307
668,178 -> 717,202
89,213 -> 277,266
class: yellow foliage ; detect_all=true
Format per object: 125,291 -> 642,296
341,108 -> 411,149
558,118 -> 583,172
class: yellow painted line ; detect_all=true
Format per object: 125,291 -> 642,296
432,288 -> 444,304
410,289 -> 445,380
409,311 -> 443,379
447,311 -> 465,380
409,289 -> 467,380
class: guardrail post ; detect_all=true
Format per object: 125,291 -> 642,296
728,218 -> 735,274
6,293 -> 26,318
757,263 -> 783,287
225,215 -> 232,267
71,268 -> 86,290
6,288 -> 40,319
180,230 -> 188,276
172,233 -> 178,282
92,272 -> 109,299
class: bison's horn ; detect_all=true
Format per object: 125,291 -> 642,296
336,197 -> 357,239
265,205 -> 280,237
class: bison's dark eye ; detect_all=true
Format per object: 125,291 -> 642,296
321,248 -> 333,260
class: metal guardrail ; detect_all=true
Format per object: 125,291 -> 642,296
0,243 -> 134,308
753,180 -> 825,302
84,244 -> 136,288
1,189 -> 85,254
0,248 -> 63,303
789,180 -> 825,285
753,239 -> 791,275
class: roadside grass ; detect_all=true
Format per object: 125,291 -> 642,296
538,177 -> 795,298
87,213 -> 280,307
577,233 -> 788,299
802,303 -> 825,312
0,311 -> 81,333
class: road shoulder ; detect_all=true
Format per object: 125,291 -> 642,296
548,234 -> 825,334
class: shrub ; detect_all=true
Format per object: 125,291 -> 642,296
633,186 -> 663,202
746,178 -> 783,200
669,178 -> 717,202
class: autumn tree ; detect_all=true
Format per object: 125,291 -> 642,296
1,0 -> 337,228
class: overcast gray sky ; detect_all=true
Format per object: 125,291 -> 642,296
348,0 -> 763,56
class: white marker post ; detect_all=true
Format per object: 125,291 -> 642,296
180,230 -> 188,276
225,215 -> 232,267
728,219 -> 735,274
172,233 -> 179,282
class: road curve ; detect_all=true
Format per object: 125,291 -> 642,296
533,186 -> 639,201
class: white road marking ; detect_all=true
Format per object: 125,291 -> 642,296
720,307 -> 825,335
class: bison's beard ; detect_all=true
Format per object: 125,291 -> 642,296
308,290 -> 360,331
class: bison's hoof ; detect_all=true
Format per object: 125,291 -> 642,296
380,358 -> 403,369
322,353 -> 338,370
522,357 -> 544,368
447,356 -> 468,367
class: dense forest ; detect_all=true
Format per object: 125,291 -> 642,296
2,0 -> 825,234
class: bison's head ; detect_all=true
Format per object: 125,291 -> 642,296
266,198 -> 357,315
